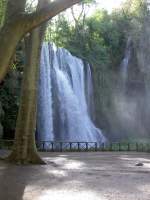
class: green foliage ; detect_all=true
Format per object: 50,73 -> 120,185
0,44 -> 23,138
45,0 -> 147,69
46,7 -> 130,69
122,0 -> 148,17
0,73 -> 20,138
82,0 -> 95,3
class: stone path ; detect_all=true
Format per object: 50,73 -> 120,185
0,151 -> 150,200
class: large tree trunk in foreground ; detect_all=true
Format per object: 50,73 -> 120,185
7,1 -> 48,164
1,0 -> 81,164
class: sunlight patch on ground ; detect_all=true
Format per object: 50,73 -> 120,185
137,184 -> 150,194
36,190 -> 106,200
119,155 -> 150,162
63,160 -> 85,170
46,157 -> 68,164
119,155 -> 150,168
143,163 -> 150,168
44,156 -> 85,170
47,169 -> 67,177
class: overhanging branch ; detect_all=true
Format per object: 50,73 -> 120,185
0,0 -> 82,82
24,0 -> 81,32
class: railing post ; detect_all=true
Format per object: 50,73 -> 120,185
147,143 -> 150,152
119,143 -> 121,151
78,142 -> 80,151
95,142 -> 97,152
51,142 -> 54,152
42,142 -> 45,151
127,143 -> 130,151
102,143 -> 104,151
69,142 -> 72,151
141,143 -> 144,152
86,142 -> 88,151
0,140 -> 2,149
60,142 -> 63,152
136,143 -> 138,152
148,144 -> 150,152
109,143 -> 113,151
45,142 -> 48,152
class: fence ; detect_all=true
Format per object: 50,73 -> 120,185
0,140 -> 150,152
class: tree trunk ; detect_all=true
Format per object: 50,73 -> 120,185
1,0 -> 81,164
6,1 -> 48,165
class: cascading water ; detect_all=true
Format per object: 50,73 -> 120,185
113,36 -> 148,139
84,62 -> 95,120
120,37 -> 132,83
37,43 -> 106,145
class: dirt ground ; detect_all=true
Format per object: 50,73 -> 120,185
0,151 -> 150,200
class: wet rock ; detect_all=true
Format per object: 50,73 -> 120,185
135,162 -> 144,166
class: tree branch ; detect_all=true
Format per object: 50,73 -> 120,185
24,0 -> 81,32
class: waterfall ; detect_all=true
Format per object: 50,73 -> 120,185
114,36 -> 148,139
84,62 -> 95,120
120,37 -> 132,82
37,43 -> 106,144
37,44 -> 54,142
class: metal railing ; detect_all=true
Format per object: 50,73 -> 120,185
0,140 -> 150,152
36,141 -> 99,152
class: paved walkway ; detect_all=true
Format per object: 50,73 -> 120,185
0,151 -> 150,200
